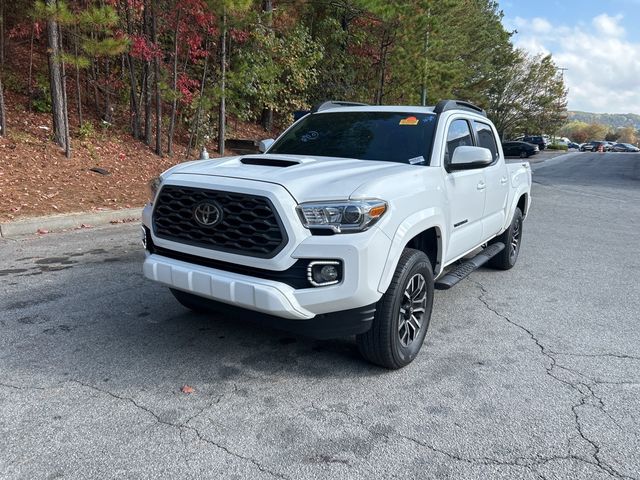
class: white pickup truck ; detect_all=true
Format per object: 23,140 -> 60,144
142,100 -> 531,369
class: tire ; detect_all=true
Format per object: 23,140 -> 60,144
356,249 -> 434,369
170,288 -> 209,313
488,208 -> 523,270
519,150 -> 527,159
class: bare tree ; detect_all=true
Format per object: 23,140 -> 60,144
46,0 -> 70,153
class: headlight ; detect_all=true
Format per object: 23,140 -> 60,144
296,199 -> 387,233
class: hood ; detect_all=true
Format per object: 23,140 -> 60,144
168,154 -> 415,202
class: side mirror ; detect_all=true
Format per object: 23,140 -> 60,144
258,139 -> 275,153
449,146 -> 493,171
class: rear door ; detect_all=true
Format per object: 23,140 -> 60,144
474,121 -> 509,240
443,118 -> 486,263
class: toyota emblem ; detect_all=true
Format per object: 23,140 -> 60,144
193,201 -> 223,227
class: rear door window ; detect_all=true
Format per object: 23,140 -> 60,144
474,121 -> 499,161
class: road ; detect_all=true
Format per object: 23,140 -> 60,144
1,152 -> 639,480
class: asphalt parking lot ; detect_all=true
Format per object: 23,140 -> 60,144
1,152 -> 639,479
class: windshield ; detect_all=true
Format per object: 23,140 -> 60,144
268,111 -> 437,165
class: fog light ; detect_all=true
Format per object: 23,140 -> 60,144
307,260 -> 342,287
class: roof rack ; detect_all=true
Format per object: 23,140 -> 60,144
434,100 -> 486,117
310,101 -> 369,113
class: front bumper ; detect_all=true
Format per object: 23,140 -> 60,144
142,200 -> 392,319
143,253 -> 313,319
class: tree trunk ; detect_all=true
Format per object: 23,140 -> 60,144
152,0 -> 162,156
124,3 -> 140,139
104,59 -> 112,123
186,39 -> 208,159
46,1 -> 68,151
0,75 -> 6,136
167,9 -> 181,156
58,23 -> 70,158
143,63 -> 151,145
0,0 -> 5,67
27,21 -> 35,111
143,0 -> 152,145
74,26 -> 83,127
260,0 -> 273,131
218,8 -> 226,156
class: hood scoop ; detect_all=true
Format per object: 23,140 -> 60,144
240,157 -> 299,168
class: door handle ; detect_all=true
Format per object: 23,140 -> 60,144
477,181 -> 486,190
500,177 -> 508,184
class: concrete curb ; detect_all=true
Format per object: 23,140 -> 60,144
0,207 -> 143,238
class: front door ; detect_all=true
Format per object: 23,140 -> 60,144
443,119 -> 486,263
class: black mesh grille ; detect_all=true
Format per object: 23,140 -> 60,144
152,185 -> 288,258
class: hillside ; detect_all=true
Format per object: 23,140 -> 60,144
568,111 -> 640,129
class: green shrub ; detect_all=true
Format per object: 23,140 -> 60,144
2,70 -> 26,94
78,121 -> 95,139
547,143 -> 568,151
31,74 -> 52,113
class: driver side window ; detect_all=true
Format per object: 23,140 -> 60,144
444,119 -> 473,165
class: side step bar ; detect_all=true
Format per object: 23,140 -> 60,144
434,242 -> 505,290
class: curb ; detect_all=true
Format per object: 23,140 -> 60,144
0,207 -> 143,239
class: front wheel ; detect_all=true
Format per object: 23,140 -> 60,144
519,150 -> 528,158
488,208 -> 523,270
356,249 -> 434,369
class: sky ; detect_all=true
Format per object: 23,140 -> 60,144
500,0 -> 640,114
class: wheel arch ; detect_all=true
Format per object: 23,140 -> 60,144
378,210 -> 446,293
517,193 -> 529,217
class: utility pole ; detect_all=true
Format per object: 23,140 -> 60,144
420,8 -> 431,106
556,67 -> 568,82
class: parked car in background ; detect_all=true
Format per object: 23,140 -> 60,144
604,141 -> 616,151
567,141 -> 580,149
502,141 -> 539,158
612,143 -> 640,152
521,135 -> 547,150
580,141 -> 608,152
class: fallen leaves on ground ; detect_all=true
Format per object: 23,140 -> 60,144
0,81 -> 275,222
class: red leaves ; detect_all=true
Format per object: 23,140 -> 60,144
184,33 -> 208,61
130,35 -> 162,61
229,28 -> 249,44
177,74 -> 200,106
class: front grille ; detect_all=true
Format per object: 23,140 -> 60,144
153,185 -> 288,258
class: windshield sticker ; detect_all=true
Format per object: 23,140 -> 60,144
300,131 -> 319,142
399,116 -> 419,126
408,156 -> 425,165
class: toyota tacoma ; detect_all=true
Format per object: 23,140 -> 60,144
141,100 -> 532,369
